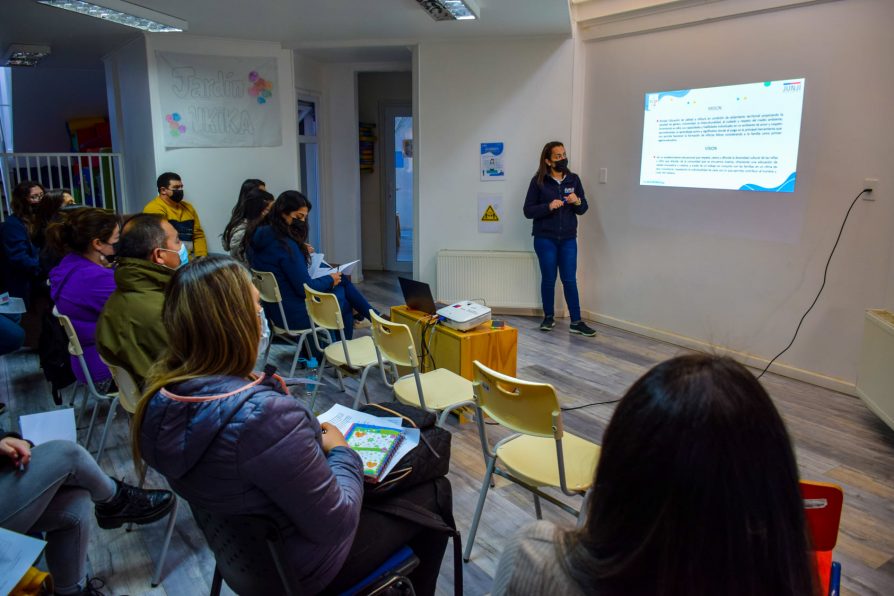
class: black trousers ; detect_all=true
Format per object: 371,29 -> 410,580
322,479 -> 451,596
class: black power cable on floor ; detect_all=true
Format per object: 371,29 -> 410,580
560,399 -> 622,412
757,188 -> 870,380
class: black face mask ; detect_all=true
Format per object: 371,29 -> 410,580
290,219 -> 308,237
170,189 -> 185,203
552,159 -> 569,173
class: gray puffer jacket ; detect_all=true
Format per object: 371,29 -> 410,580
139,374 -> 364,593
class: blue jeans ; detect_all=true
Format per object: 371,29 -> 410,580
335,277 -> 375,340
533,236 -> 581,321
0,314 -> 25,356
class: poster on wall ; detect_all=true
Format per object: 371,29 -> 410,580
478,193 -> 503,233
480,142 -> 505,181
156,52 -> 282,148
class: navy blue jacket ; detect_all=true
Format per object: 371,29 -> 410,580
523,173 -> 588,240
140,374 -> 364,593
247,225 -> 334,331
1,215 -> 40,299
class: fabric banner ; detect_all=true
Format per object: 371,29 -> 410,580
156,52 -> 282,148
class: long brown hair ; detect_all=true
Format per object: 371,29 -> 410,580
558,354 -> 818,596
10,180 -> 45,236
45,207 -> 119,257
131,255 -> 260,465
535,141 -> 566,187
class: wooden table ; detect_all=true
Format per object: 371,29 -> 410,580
390,305 -> 517,380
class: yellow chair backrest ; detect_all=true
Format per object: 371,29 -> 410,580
370,310 -> 418,368
250,269 -> 283,304
106,362 -> 142,414
53,307 -> 83,357
472,360 -> 562,439
304,284 -> 344,331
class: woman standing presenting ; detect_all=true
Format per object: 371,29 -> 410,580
524,141 -> 596,336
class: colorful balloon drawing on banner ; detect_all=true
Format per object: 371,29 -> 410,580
165,113 -> 187,137
248,71 -> 274,105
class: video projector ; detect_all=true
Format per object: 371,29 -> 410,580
436,301 -> 492,332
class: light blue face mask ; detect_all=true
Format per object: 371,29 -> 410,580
257,309 -> 271,360
159,243 -> 189,269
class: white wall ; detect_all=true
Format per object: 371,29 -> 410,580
104,37 -> 155,213
12,67 -> 108,152
358,71 -> 412,270
416,38 -> 574,289
578,0 -> 894,388
139,34 -> 300,252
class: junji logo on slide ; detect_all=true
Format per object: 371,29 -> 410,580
640,78 -> 806,192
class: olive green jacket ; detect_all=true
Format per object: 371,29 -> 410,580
96,257 -> 174,389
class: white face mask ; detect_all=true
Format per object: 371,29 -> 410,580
258,309 -> 271,359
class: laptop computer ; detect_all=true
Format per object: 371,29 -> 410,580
398,277 -> 446,315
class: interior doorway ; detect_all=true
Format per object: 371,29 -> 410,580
297,94 -> 322,249
381,102 -> 413,272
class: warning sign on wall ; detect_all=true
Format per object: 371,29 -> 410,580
478,194 -> 503,233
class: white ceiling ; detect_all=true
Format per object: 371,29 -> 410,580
0,0 -> 572,69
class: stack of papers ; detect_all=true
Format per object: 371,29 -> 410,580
317,404 -> 420,479
308,253 -> 360,279
19,409 -> 77,445
0,528 -> 47,594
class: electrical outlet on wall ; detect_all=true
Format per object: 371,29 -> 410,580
863,178 -> 879,200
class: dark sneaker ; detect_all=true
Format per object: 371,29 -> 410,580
570,321 -> 597,337
95,479 -> 175,530
539,316 -> 556,331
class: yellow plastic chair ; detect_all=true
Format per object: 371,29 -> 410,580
463,360 -> 601,562
53,307 -> 120,466
304,284 -> 383,409
369,310 -> 474,426
102,361 -> 180,588
251,270 -> 331,376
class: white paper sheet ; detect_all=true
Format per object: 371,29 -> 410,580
0,528 -> 47,595
0,296 -> 26,314
317,404 -> 420,479
19,408 -> 77,446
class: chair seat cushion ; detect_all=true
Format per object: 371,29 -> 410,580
324,336 -> 379,368
497,433 -> 599,491
393,368 -> 474,411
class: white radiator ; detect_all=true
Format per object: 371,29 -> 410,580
436,249 -> 564,312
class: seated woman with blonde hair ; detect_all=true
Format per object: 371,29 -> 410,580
135,256 -> 449,594
493,354 -> 819,596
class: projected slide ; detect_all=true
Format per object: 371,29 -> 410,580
640,78 -> 805,192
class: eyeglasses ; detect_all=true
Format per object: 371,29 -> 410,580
167,186 -> 184,191
29,193 -> 45,200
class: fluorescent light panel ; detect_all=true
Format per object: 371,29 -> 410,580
415,0 -> 479,21
36,0 -> 187,32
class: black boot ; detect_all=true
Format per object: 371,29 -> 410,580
94,479 -> 175,530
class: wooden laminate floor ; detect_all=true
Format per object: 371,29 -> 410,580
1,270 -> 892,595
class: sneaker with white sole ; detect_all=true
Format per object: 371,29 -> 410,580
539,316 -> 556,331
569,321 -> 597,337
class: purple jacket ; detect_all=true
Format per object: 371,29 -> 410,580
139,374 -> 365,593
49,253 -> 116,384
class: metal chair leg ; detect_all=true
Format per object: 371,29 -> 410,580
288,335 -> 308,377
533,494 -> 543,520
351,366 -> 374,409
94,397 -> 120,465
151,498 -> 179,587
75,384 -> 90,428
210,566 -> 223,596
463,455 -> 497,562
83,395 -> 101,451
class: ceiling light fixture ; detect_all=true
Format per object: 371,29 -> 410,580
36,0 -> 187,32
415,0 -> 479,21
3,44 -> 52,67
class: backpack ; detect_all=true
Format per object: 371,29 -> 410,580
38,303 -> 75,404
358,402 -> 452,498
